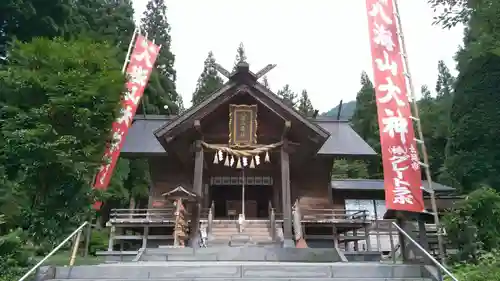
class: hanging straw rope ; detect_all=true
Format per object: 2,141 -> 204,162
201,141 -> 283,158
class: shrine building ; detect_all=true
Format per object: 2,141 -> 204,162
105,62 -> 458,256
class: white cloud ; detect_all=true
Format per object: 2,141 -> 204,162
132,0 -> 463,112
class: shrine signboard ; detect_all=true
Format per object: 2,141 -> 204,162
229,104 -> 258,147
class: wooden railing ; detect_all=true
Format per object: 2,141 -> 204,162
299,208 -> 369,222
269,201 -> 276,241
109,208 -> 176,223
207,201 -> 214,236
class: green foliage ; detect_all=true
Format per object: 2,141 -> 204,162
71,0 -> 135,54
105,158 -> 131,204
297,90 -> 315,117
139,0 -> 180,115
322,101 -> 356,119
351,72 -> 380,152
331,159 -> 369,179
0,0 -> 73,57
444,54 -> 500,192
418,62 -> 455,182
89,229 -> 109,255
449,250 -> 500,281
0,37 -> 124,243
430,0 -> 500,58
443,187 -> 500,262
0,229 -> 32,281
126,159 -> 150,201
349,72 -> 383,179
192,51 -> 224,106
276,84 -> 298,108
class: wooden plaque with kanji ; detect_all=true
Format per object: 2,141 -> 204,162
229,104 -> 258,147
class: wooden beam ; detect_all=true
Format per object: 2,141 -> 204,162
214,63 -> 231,79
281,140 -> 293,245
282,121 -> 291,139
190,140 -> 204,247
194,119 -> 202,135
255,64 -> 276,79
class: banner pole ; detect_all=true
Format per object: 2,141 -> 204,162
393,0 -> 446,266
121,27 -> 139,73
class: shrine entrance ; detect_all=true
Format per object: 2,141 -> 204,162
209,177 -> 274,219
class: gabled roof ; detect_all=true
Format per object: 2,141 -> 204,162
331,179 -> 455,192
153,65 -> 330,149
122,115 -> 378,156
315,118 -> 376,156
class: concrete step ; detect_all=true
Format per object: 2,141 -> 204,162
140,248 -> 343,262
50,276 -> 433,280
49,261 -> 431,280
50,274 -> 433,280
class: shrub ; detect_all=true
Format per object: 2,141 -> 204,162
89,229 -> 109,255
449,250 -> 500,281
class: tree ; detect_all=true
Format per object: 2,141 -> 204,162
192,51 -> 224,106
350,72 -> 382,178
276,84 -> 297,108
71,0 -> 135,55
0,0 -> 73,57
331,159 -> 369,179
351,72 -> 380,152
297,90 -> 315,117
425,62 -> 454,182
443,53 -> 500,192
233,42 -> 247,71
435,60 -> 455,99
0,38 -> 125,242
430,0 -> 500,58
442,186 -> 500,262
140,0 -> 180,115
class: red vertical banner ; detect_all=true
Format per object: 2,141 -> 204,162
92,35 -> 160,209
365,0 -> 424,212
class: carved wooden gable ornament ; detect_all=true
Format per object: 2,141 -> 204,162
229,104 -> 258,147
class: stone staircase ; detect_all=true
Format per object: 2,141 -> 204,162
208,220 -> 282,246
40,261 -> 435,280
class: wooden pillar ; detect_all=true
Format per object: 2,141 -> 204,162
190,140 -> 204,247
364,224 -> 371,251
281,141 -> 293,246
142,226 -> 149,249
396,217 -> 407,262
332,224 -> 339,248
107,225 -> 115,251
418,215 -> 430,263
119,227 -> 124,251
353,229 -> 359,251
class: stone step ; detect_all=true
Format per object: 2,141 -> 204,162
51,274 -> 433,280
50,276 -> 433,280
134,248 -> 343,262
50,262 -> 431,280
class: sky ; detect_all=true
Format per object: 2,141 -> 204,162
132,0 -> 463,113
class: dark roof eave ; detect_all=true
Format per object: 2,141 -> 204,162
153,82 -> 237,139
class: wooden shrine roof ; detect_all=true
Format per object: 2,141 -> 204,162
331,179 -> 455,192
121,115 -> 377,157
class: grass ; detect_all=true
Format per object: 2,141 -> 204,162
35,250 -> 104,267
